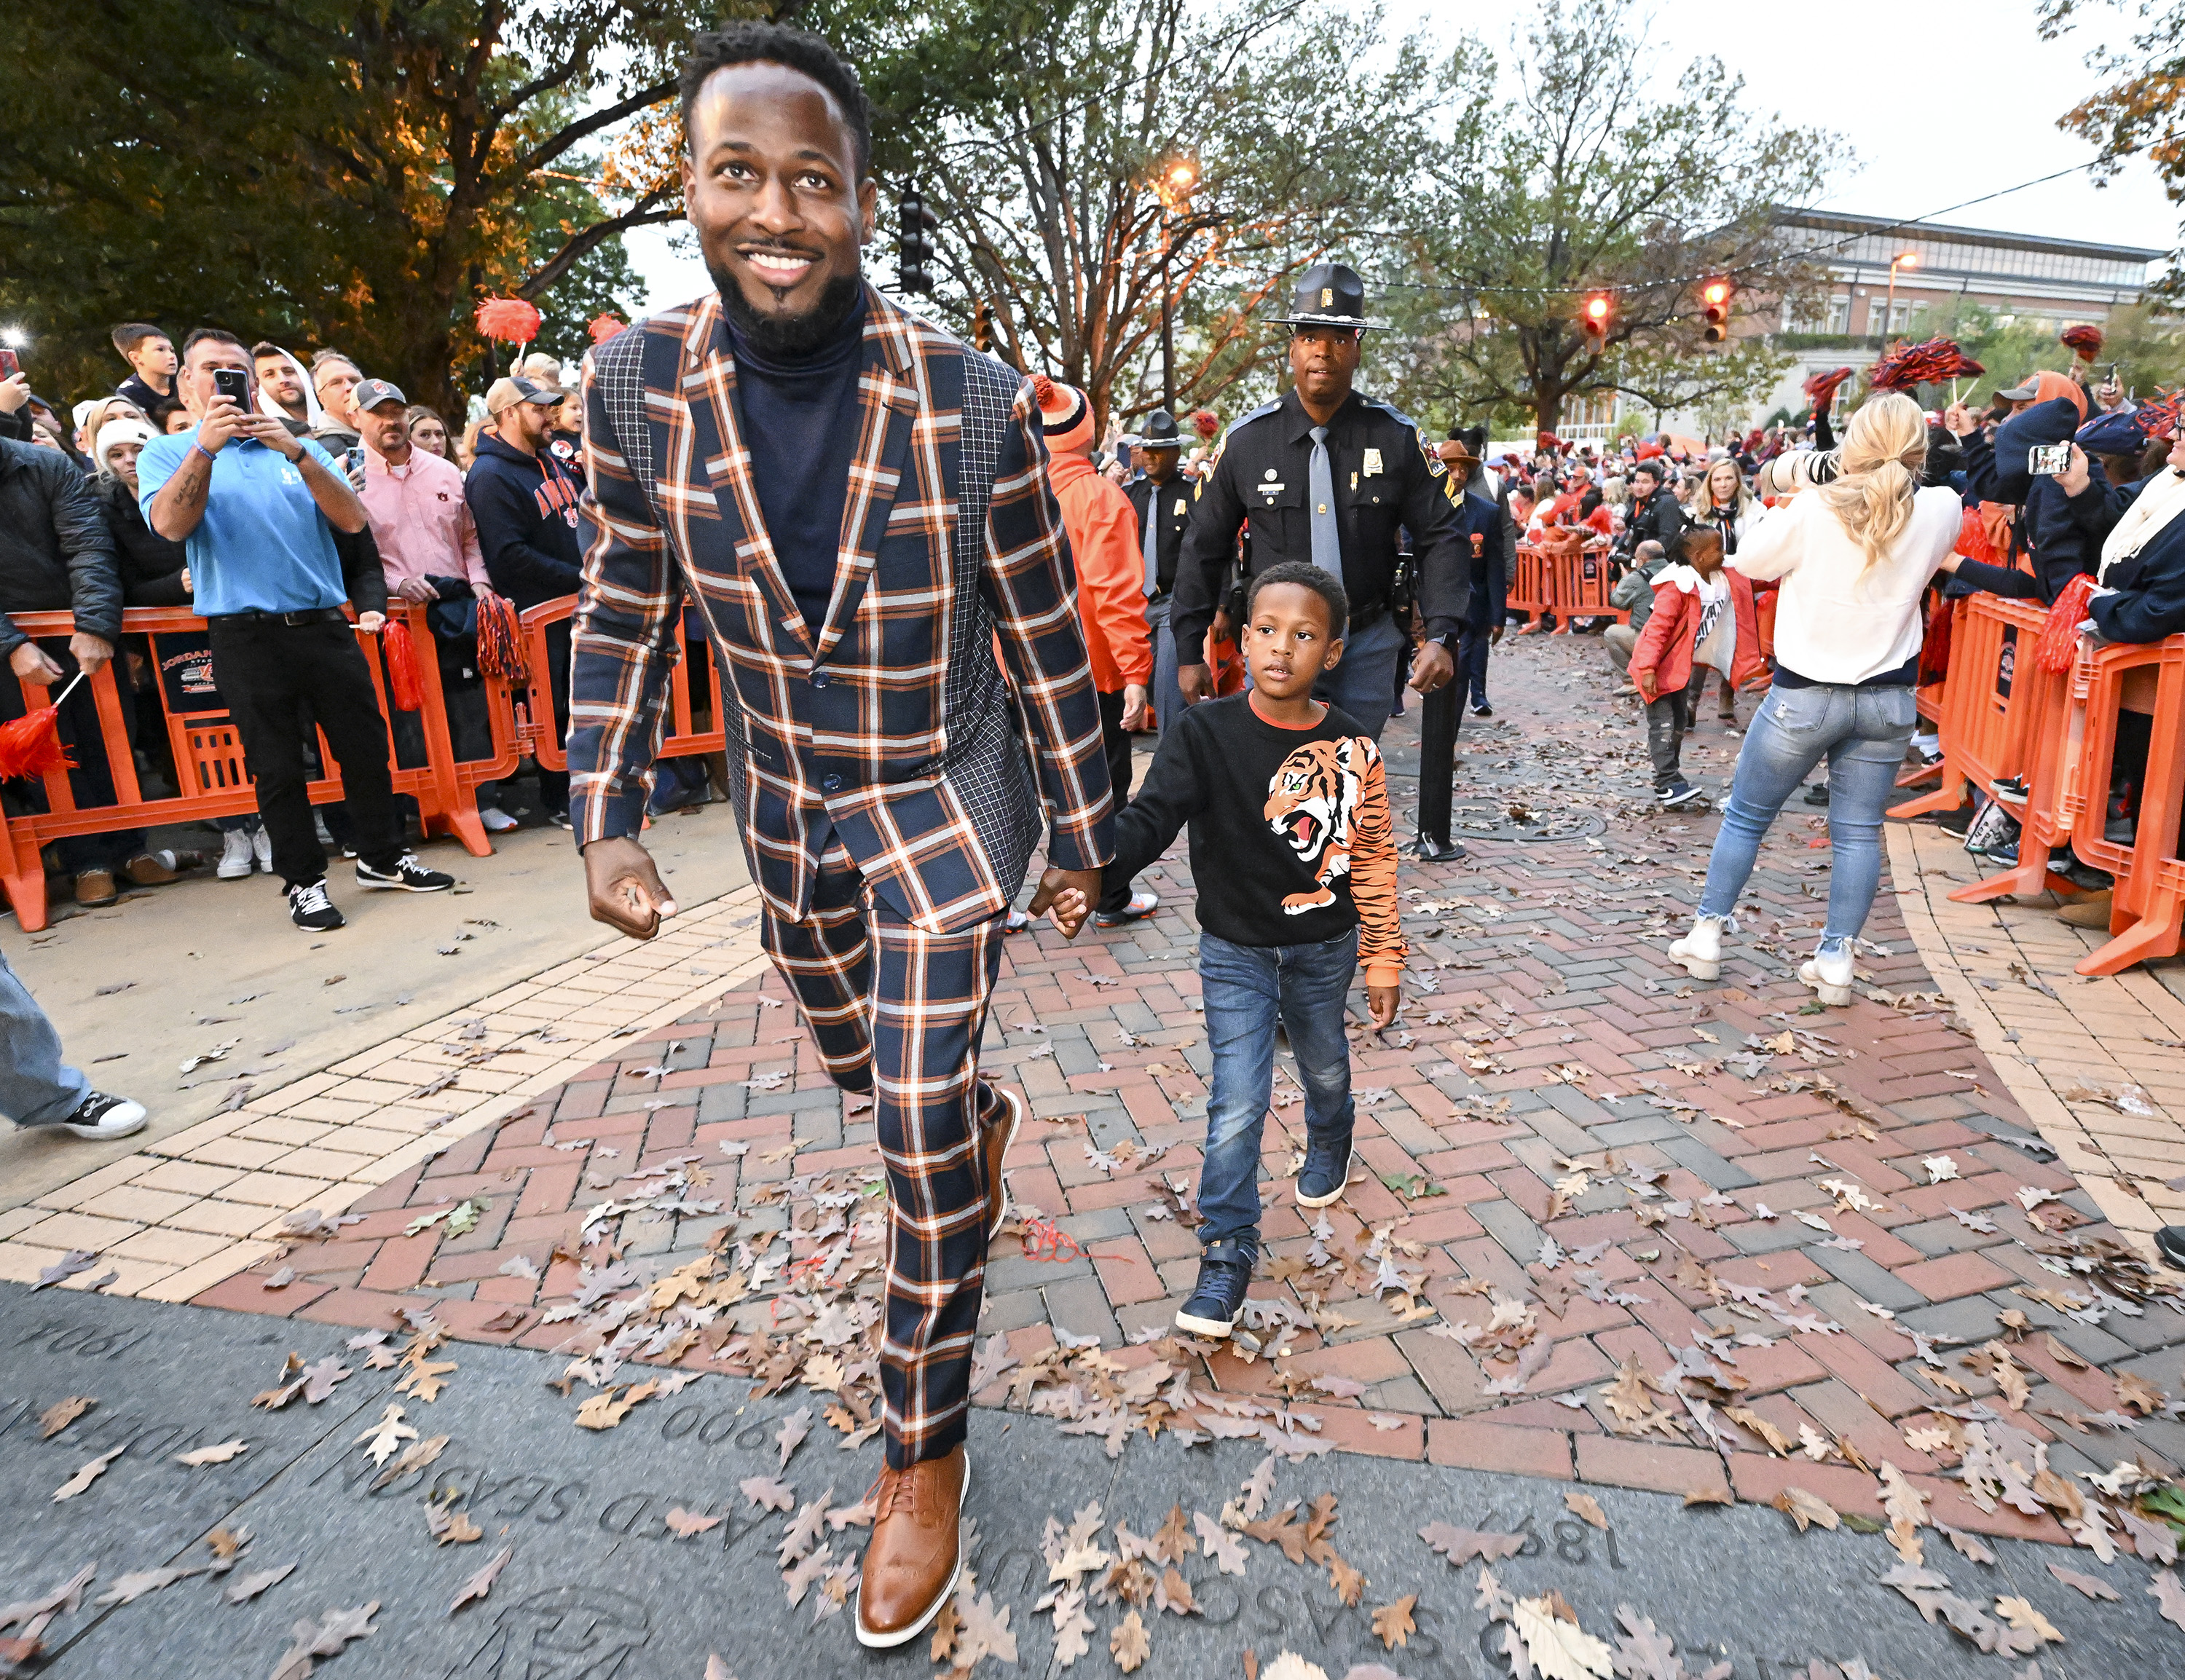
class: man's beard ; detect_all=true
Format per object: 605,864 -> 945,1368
712,259 -> 863,360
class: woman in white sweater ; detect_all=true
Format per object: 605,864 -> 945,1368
1668,394 -> 1961,1003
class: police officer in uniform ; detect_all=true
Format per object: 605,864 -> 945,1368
1122,409 -> 1193,738
1415,434 -> 1512,861
1173,264 -> 1467,741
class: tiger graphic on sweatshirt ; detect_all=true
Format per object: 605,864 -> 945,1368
1261,734 -> 1398,946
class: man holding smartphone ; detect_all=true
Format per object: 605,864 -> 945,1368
136,328 -> 454,931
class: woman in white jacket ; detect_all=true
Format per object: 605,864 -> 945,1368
1667,394 -> 1961,1003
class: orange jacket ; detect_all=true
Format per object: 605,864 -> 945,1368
1048,449 -> 1151,692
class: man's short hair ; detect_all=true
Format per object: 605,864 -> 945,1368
679,22 -> 872,180
181,326 -> 246,362
111,322 -> 168,355
1245,561 -> 1348,636
1633,539 -> 1665,561
1631,460 -> 1666,484
250,341 -> 289,363
310,349 -> 360,375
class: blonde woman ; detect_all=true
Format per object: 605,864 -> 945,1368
1688,458 -> 1752,553
1667,394 -> 1960,1005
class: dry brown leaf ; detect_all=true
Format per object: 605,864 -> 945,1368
51,1446 -> 124,1502
1194,1513 -> 1247,1577
2042,1333 -> 2090,1370
1772,1487 -> 1840,1533
574,1388 -> 637,1431
1682,1488 -> 1733,1507
664,1506 -> 723,1537
2116,1371 -> 2165,1416
927,1599 -> 959,1664
38,1397 -> 93,1438
1156,1566 -> 1197,1617
1418,1522 -> 1526,1566
1110,1608 -> 1151,1672
224,1563 -> 295,1604
427,1497 -> 484,1546
1149,1503 -> 1194,1566
2150,1570 -> 2185,1631
1511,1595 -> 1615,1679
1260,1657 -> 1328,1680
175,1440 -> 248,1467
1326,1555 -> 1364,1606
1725,1405 -> 1792,1456
1878,1462 -> 1929,1565
449,1545 -> 512,1614
1564,1491 -> 1609,1531
740,1475 -> 796,1513
1245,1504 -> 1310,1565
1993,1596 -> 2062,1644
2047,1562 -> 2119,1601
1371,1594 -> 1417,1649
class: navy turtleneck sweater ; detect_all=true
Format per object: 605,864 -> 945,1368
725,290 -> 867,634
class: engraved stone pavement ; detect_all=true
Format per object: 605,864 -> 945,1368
5,632 -> 2185,1679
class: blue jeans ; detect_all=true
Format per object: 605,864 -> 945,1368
1197,927 -> 1358,1263
1,944 -> 90,1127
1312,612 -> 1405,743
1697,682 -> 1918,944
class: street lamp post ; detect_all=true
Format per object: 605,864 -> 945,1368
1882,249 -> 1919,348
1156,158 -> 1197,412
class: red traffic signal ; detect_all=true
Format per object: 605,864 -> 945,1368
1701,278 -> 1731,344
1580,293 -> 1611,342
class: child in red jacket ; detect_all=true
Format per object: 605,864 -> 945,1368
1628,528 -> 1768,806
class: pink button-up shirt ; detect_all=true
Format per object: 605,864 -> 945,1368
361,445 -> 489,592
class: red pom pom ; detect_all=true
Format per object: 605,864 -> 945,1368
475,592 -> 529,683
2036,573 -> 2097,674
2060,323 -> 2103,359
1030,374 -> 1055,408
475,298 -> 542,344
1954,505 -> 1996,567
1869,336 -> 1984,391
1190,408 -> 1220,440
586,312 -> 626,346
382,620 -> 424,712
2138,389 -> 2183,440
1803,366 -> 1854,406
0,703 -> 73,781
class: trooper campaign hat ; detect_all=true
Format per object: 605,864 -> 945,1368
1275,262 -> 1377,331
1125,409 -> 1184,451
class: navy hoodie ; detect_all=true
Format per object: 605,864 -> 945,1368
464,430 -> 583,610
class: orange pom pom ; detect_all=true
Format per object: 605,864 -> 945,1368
475,297 -> 542,344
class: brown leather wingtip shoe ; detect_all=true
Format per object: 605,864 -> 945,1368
854,1446 -> 969,1648
983,1084 -> 1023,1240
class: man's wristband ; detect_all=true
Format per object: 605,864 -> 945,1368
192,442 -> 219,467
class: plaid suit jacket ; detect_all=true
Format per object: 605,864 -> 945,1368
567,286 -> 1114,934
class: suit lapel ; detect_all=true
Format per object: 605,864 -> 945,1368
814,303 -> 921,662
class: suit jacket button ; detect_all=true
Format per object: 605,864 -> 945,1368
809,670 -> 831,688
821,773 -> 843,792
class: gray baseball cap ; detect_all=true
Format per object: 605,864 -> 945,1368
352,378 -> 409,413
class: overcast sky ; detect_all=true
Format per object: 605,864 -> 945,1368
623,0 -> 2178,312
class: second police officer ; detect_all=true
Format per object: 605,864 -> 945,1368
1121,407 -> 1193,739
1171,262 -> 1468,741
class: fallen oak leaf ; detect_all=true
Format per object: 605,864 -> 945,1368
1371,1594 -> 1417,1650
1511,1594 -> 1615,1679
38,1397 -> 94,1438
573,1388 -> 637,1431
175,1440 -> 249,1467
449,1545 -> 512,1614
95,1564 -> 205,1606
664,1506 -> 723,1538
425,1496 -> 484,1546
353,1403 -> 417,1467
52,1446 -> 125,1502
1109,1609 -> 1151,1673
1419,1522 -> 1526,1566
225,1563 -> 296,1605
1563,1491 -> 1609,1531
1993,1596 -> 2062,1644
371,1434 -> 449,1491
1772,1486 -> 1840,1533
2047,1562 -> 2118,1601
740,1475 -> 796,1513
1194,1512 -> 1248,1577
775,1405 -> 812,1470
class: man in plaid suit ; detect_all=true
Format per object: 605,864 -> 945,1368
566,23 -> 1111,1648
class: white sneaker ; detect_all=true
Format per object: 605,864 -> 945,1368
217,829 -> 255,880
251,826 -> 273,874
62,1092 -> 149,1140
480,806 -> 519,833
1668,916 -> 1723,980
1800,944 -> 1855,1006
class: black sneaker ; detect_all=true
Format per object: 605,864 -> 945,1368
1658,781 -> 1701,808
288,878 -> 346,931
2156,1226 -> 2185,1271
1471,701 -> 1494,718
355,853 -> 455,893
1802,781 -> 1831,807
1296,1130 -> 1355,1208
1174,1255 -> 1252,1339
1991,775 -> 2030,807
1414,835 -> 1468,862
62,1091 -> 149,1140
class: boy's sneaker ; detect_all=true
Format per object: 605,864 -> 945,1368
1658,781 -> 1701,808
1094,888 -> 1159,928
481,806 -> 519,833
1174,1255 -> 1252,1339
1296,1132 -> 1355,1208
62,1091 -> 148,1140
217,829 -> 256,879
356,853 -> 455,893
287,878 -> 345,931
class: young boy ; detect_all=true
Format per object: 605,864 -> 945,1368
1627,527 -> 1736,808
1040,561 -> 1406,1337
111,323 -> 177,417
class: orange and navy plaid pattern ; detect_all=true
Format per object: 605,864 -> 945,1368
567,285 -> 1114,934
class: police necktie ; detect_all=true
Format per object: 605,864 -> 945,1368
1308,425 -> 1343,590
1141,489 -> 1160,598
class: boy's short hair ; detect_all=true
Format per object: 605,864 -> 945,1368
111,322 -> 167,356
1245,561 -> 1348,635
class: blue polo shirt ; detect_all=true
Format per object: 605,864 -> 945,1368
136,427 -> 348,617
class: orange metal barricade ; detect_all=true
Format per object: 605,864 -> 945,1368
1508,543 -> 1553,620
0,603 -> 511,931
1889,596 -> 2044,819
517,596 -> 723,774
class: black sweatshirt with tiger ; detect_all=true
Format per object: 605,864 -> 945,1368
1101,693 -> 1407,983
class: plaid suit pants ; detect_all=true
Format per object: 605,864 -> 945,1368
763,835 -> 1008,1470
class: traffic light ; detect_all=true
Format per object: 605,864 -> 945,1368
1701,278 -> 1732,345
1580,293 -> 1611,344
971,299 -> 992,352
897,189 -> 937,296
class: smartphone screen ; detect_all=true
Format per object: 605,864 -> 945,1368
212,367 -> 248,406
2028,443 -> 2072,476
0,347 -> 18,381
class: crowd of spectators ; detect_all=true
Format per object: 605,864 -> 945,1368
0,322 -> 631,926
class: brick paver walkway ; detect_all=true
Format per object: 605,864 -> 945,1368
88,634 -> 2185,1544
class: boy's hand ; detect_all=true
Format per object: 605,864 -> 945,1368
1635,671 -> 1657,702
1367,984 -> 1400,1030
1025,866 -> 1097,939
